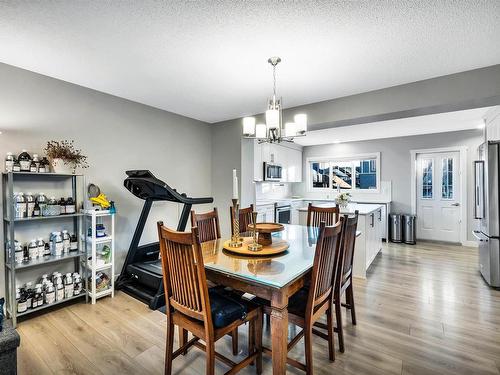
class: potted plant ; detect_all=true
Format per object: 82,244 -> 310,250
335,192 -> 351,208
44,140 -> 88,174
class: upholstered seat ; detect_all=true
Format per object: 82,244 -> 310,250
209,289 -> 247,328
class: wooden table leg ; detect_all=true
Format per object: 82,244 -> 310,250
270,292 -> 288,375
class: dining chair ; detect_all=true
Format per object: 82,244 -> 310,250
230,204 -> 254,235
335,211 -> 359,352
257,220 -> 344,373
190,207 -> 240,355
190,207 -> 221,243
157,222 -> 263,375
314,211 -> 359,353
306,203 -> 340,226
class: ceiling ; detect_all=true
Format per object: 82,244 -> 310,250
295,107 -> 493,146
0,1 -> 499,123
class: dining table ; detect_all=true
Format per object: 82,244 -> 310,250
200,224 -> 360,374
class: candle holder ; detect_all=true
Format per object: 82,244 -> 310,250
229,198 -> 243,247
248,211 -> 263,252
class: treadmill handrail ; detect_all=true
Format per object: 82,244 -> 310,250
124,170 -> 213,204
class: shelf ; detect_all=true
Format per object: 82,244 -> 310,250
2,172 -> 83,177
6,251 -> 86,271
4,213 -> 84,223
82,262 -> 112,272
81,209 -> 114,216
88,288 -> 113,299
16,293 -> 85,317
87,235 -> 113,244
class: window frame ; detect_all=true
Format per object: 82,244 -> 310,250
306,152 -> 381,193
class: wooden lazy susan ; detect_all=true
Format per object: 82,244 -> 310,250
247,223 -> 285,246
223,237 -> 289,256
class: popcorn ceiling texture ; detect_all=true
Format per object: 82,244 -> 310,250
0,0 -> 499,123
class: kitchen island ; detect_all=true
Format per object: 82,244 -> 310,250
298,203 -> 384,278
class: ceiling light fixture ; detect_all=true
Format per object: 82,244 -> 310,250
242,57 -> 307,143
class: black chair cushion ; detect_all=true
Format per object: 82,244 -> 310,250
253,287 -> 310,318
209,289 -> 247,329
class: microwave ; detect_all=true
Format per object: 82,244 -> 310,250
263,162 -> 283,181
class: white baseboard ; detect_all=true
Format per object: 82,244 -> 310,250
462,240 -> 478,248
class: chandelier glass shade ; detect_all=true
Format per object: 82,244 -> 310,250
242,57 -> 307,143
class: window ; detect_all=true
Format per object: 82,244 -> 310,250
422,159 -> 433,199
442,157 -> 453,199
308,154 -> 379,192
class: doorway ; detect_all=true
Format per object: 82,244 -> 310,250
411,147 -> 467,244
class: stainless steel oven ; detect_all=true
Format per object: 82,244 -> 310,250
263,162 -> 282,181
275,203 -> 291,224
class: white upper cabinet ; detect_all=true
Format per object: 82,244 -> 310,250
252,141 -> 302,182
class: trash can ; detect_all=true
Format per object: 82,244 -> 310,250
403,214 -> 417,245
389,214 -> 403,243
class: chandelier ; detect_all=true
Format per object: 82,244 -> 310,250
242,57 -> 307,143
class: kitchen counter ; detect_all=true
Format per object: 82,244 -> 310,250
297,202 -> 384,215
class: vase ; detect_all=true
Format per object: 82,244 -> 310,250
51,158 -> 74,174
337,200 -> 349,209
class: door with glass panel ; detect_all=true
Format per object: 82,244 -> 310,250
416,152 -> 461,242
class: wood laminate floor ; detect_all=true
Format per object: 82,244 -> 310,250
16,242 -> 500,374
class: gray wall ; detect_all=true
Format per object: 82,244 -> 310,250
210,120 -> 242,238
0,63 -> 212,298
295,129 -> 484,241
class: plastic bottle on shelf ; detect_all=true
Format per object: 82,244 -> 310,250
36,193 -> 48,216
51,232 -> 63,257
37,238 -> 45,258
62,230 -> 70,253
32,154 -> 40,172
12,159 -> 21,172
73,273 -> 82,296
18,150 -> 32,172
44,282 -> 55,304
14,192 -> 27,219
28,239 -> 38,260
29,159 -> 37,173
17,290 -> 27,313
54,274 -> 64,301
26,192 -> 35,217
70,234 -> 78,251
59,197 -> 67,214
5,152 -> 15,172
65,197 -> 76,214
64,273 -> 73,299
40,157 -> 50,173
14,241 -> 23,264
34,284 -> 44,307
43,242 -> 51,257
25,282 -> 34,309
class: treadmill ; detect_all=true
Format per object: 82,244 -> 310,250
116,170 -> 213,310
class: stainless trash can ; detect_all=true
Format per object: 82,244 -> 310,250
403,214 -> 417,245
390,214 -> 403,243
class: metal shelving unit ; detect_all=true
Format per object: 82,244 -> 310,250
2,171 -> 87,327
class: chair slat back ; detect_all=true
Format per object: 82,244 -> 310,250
191,208 -> 221,243
307,203 -> 340,227
307,220 -> 344,311
157,222 -> 211,325
231,204 -> 254,234
341,211 -> 359,281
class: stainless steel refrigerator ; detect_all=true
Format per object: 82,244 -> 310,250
474,141 -> 500,287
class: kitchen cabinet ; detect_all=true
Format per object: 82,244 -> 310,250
256,204 -> 275,223
290,201 -> 302,225
252,141 -> 302,182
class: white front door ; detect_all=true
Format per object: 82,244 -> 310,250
416,151 -> 461,243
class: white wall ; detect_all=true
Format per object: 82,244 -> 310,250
294,129 -> 484,241
0,63 -> 213,297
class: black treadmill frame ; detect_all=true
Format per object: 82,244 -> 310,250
116,170 -> 213,310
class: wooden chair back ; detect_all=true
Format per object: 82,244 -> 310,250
190,207 -> 221,243
307,219 -> 344,314
307,203 -> 340,227
230,204 -> 254,234
157,222 -> 212,327
340,211 -> 359,283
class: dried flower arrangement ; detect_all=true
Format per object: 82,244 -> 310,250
44,140 -> 88,169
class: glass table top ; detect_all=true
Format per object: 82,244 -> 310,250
202,224 -> 321,288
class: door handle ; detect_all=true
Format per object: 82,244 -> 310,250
451,203 -> 460,206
